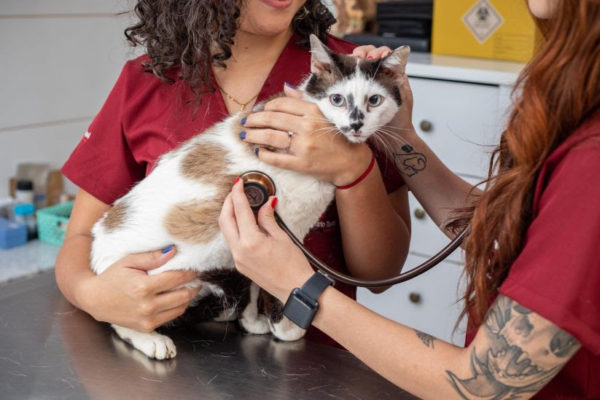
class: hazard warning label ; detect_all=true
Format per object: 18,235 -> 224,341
462,0 -> 504,43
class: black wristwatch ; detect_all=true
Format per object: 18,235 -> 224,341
283,271 -> 334,329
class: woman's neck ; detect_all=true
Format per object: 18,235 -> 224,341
226,28 -> 293,67
211,28 -> 293,114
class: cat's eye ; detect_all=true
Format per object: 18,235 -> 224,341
368,95 -> 383,107
329,94 -> 346,107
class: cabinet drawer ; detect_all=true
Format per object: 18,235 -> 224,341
408,192 -> 463,263
357,253 -> 467,345
408,77 -> 503,178
407,175 -> 479,263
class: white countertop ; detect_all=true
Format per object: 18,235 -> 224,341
407,52 -> 525,86
0,240 -> 59,283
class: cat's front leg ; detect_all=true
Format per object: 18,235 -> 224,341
268,316 -> 306,341
238,283 -> 270,334
112,324 -> 177,360
258,290 -> 306,341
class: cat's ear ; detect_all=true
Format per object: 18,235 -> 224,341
309,34 -> 335,74
381,45 -> 411,77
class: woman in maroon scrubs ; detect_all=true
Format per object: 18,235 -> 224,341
55,0 -> 411,348
221,0 -> 600,397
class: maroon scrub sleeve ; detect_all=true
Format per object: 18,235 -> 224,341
61,63 -> 146,205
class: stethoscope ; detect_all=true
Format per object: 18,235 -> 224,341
240,171 -> 469,288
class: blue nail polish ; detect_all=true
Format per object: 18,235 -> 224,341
241,117 -> 247,125
284,82 -> 296,89
161,245 -> 173,254
254,147 -> 260,156
239,131 -> 246,140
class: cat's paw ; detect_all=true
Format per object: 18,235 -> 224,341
269,317 -> 306,341
239,313 -> 271,335
112,325 -> 177,360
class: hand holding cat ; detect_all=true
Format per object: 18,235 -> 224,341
81,247 -> 200,332
219,180 -> 314,302
241,84 -> 373,187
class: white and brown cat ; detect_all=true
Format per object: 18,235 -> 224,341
91,35 -> 409,359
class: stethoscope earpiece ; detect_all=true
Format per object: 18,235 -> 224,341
239,171 -> 276,210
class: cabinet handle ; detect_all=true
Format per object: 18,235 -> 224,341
414,208 -> 426,220
419,120 -> 433,133
409,292 -> 422,304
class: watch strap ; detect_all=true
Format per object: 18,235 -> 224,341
300,271 -> 334,302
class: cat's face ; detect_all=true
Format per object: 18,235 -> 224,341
304,35 -> 410,144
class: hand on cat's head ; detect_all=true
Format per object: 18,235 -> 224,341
352,45 -> 393,60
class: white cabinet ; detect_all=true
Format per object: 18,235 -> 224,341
357,54 -> 523,345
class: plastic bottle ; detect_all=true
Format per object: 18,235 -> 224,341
13,203 -> 37,240
15,180 -> 35,204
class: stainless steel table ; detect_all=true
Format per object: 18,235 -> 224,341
0,271 -> 417,400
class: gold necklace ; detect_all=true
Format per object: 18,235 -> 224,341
215,81 -> 260,111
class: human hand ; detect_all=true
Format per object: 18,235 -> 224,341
352,44 -> 393,59
79,246 -> 200,332
218,179 -> 314,302
241,84 -> 373,187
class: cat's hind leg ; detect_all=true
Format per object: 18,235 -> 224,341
112,324 -> 177,360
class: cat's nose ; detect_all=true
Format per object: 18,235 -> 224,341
350,122 -> 363,132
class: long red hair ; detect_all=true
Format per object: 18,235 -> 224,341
459,0 -> 600,326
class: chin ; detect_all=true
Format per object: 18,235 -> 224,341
527,0 -> 558,19
240,0 -> 304,35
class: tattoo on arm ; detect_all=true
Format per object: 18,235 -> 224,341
394,144 -> 427,177
446,296 -> 580,399
414,329 -> 435,349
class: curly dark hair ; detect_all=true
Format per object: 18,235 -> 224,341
124,0 -> 335,100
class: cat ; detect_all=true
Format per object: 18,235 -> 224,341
90,34 -> 410,360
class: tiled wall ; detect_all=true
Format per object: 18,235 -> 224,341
0,1 -> 137,199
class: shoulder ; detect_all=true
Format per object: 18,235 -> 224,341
118,54 -> 161,89
539,113 -> 600,185
325,35 -> 358,54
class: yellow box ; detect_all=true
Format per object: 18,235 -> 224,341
432,0 -> 541,62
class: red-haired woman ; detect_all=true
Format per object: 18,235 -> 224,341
219,0 -> 600,397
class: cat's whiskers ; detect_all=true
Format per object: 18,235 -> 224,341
375,129 -> 411,146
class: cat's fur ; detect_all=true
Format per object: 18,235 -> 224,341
90,35 -> 409,359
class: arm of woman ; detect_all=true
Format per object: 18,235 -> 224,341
219,182 -> 580,399
55,189 -> 200,332
354,45 -> 480,237
242,85 -> 410,286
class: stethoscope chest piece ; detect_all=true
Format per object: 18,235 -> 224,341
239,171 -> 276,210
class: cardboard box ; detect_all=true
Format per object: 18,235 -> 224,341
432,0 -> 541,62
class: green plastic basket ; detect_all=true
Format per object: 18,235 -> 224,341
36,202 -> 73,246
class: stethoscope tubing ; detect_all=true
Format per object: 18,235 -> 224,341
274,212 -> 469,288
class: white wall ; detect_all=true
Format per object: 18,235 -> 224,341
0,1 -> 137,199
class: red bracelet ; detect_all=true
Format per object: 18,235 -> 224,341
335,153 -> 376,190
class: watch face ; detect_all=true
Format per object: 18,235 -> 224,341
283,289 -> 317,329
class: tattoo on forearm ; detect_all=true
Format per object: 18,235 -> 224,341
414,329 -> 435,349
446,296 -> 580,399
393,144 -> 427,177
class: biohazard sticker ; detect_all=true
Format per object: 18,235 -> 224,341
462,0 -> 504,43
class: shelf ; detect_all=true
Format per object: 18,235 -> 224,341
407,52 -> 525,86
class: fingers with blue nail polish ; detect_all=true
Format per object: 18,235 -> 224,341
239,131 -> 246,140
